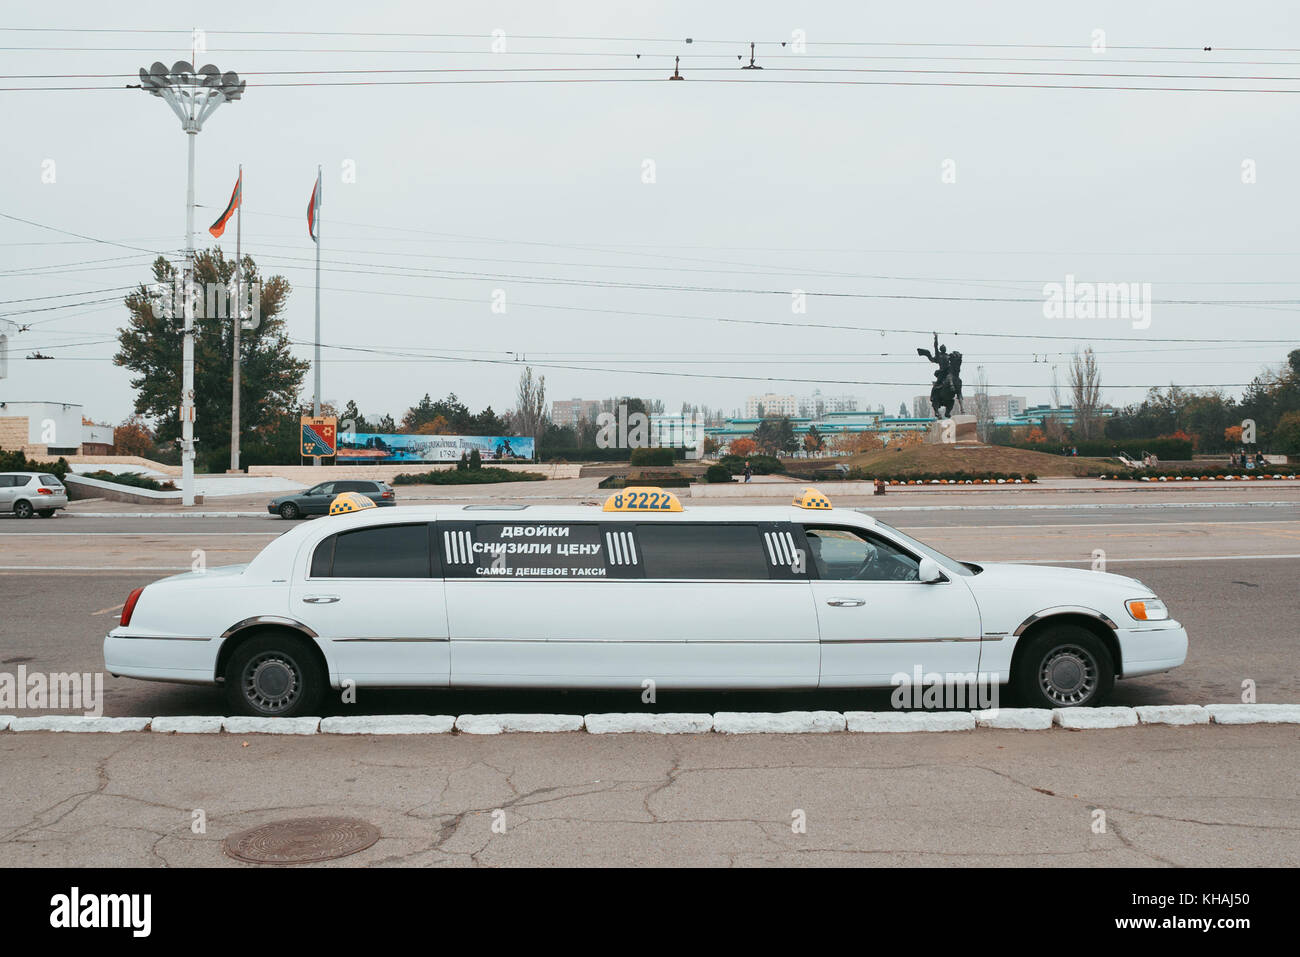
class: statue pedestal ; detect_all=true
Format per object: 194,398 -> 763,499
926,414 -> 978,445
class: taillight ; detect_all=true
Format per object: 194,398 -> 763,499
120,587 -> 145,627
382,489 -> 393,498
37,487 -> 53,495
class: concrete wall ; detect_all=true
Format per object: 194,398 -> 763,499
64,454 -> 181,476
64,473 -> 202,506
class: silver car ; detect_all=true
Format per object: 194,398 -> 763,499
0,471 -> 68,518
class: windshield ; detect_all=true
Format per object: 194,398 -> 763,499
871,521 -> 974,577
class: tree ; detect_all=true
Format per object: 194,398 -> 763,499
803,425 -> 825,455
833,432 -> 884,455
753,416 -> 796,455
1273,410 -> 1300,454
972,365 -> 993,443
728,437 -> 757,457
889,430 -> 924,450
1025,426 -> 1047,444
1224,425 -> 1244,445
341,399 -> 371,434
115,250 -> 307,471
512,367 -> 548,444
1068,347 -> 1103,439
113,415 -> 155,457
415,415 -> 451,435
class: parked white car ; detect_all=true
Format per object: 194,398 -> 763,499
104,488 -> 1187,716
0,471 -> 68,518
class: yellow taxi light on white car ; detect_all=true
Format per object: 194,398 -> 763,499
1126,598 -> 1169,621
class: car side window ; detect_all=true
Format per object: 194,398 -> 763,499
0,476 -> 15,488
635,524 -> 770,580
39,474 -> 61,486
314,524 -> 431,578
804,527 -> 920,582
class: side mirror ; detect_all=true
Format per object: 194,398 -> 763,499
918,556 -> 945,583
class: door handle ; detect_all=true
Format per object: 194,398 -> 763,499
303,595 -> 340,604
826,598 -> 866,607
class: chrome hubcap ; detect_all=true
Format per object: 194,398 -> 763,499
1039,645 -> 1098,705
243,653 -> 300,713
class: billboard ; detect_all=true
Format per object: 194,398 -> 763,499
300,416 -> 337,457
336,432 -> 534,463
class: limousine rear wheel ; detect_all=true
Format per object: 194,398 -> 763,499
1014,625 -> 1114,709
224,632 -> 324,717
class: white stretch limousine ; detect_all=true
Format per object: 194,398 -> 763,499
104,487 -> 1188,716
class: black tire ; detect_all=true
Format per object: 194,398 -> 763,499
37,510 -> 56,519
279,502 -> 300,520
13,500 -> 34,519
223,632 -> 325,717
1013,624 -> 1114,708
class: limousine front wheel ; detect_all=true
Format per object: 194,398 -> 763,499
1013,625 -> 1114,709
224,633 -> 324,717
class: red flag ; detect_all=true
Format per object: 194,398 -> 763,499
208,170 -> 242,239
307,171 -> 321,243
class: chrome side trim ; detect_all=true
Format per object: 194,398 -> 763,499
331,636 -> 448,643
113,634 -> 210,642
820,636 -> 984,644
1012,606 -> 1119,637
219,615 -> 320,641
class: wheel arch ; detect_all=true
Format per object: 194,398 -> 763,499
1009,609 -> 1122,680
215,616 -> 326,684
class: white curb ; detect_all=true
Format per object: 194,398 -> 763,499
321,715 -> 455,735
9,716 -> 151,733
222,716 -> 319,735
584,713 -> 714,734
1054,707 -> 1139,729
847,711 -> 976,732
0,715 -> 11,732
973,708 -> 1054,730
1135,705 -> 1209,726
1205,704 -> 1300,725
454,713 -> 584,734
151,716 -> 223,734
713,711 -> 846,734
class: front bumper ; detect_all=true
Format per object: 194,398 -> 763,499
1116,619 -> 1188,678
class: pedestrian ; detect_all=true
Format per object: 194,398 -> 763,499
743,460 -> 753,483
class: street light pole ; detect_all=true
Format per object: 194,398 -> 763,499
135,57 -> 244,506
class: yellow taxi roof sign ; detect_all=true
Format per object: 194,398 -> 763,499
793,487 -> 832,510
329,491 -> 377,515
602,486 -> 683,512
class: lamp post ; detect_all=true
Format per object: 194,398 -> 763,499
136,57 -> 244,505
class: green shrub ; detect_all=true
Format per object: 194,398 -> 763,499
718,453 -> 784,475
81,470 -> 176,491
629,447 -> 676,467
468,448 -> 482,470
0,448 -> 70,479
392,467 -> 545,485
705,464 -> 733,484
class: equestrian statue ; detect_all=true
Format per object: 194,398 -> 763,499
917,332 -> 964,419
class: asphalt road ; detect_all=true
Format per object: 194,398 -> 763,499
1,726 -> 1295,867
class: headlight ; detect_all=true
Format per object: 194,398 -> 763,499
1126,598 -> 1169,621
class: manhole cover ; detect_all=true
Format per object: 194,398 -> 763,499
223,817 -> 380,865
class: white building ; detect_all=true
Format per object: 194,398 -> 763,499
0,400 -> 87,456
744,393 -> 798,418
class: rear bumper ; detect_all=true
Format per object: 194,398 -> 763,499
27,493 -> 67,509
104,633 -> 217,685
1116,620 -> 1188,678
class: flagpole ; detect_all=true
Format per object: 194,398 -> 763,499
229,164 -> 242,473
313,164 -> 322,466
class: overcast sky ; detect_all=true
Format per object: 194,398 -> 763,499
2,1 -> 1298,427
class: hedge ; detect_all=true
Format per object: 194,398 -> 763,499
705,464 -> 733,484
1100,469 -> 1299,482
0,447 -> 71,479
81,470 -> 176,491
1003,437 -> 1194,460
629,447 -> 677,467
392,467 -> 546,485
717,453 -> 784,475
